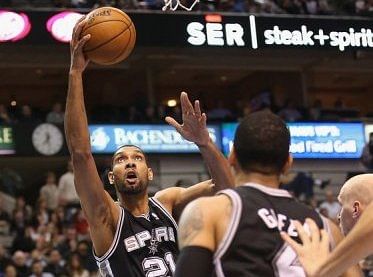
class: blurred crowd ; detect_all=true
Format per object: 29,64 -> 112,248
1,0 -> 373,16
0,94 -> 364,127
0,161 -> 98,277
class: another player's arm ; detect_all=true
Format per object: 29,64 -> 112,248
326,219 -> 363,277
155,179 -> 216,219
66,18 -> 119,256
166,92 -> 234,189
175,196 -> 229,277
281,218 -> 364,277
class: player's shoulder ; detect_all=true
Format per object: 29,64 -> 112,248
185,194 -> 231,219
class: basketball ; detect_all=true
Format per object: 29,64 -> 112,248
81,7 -> 136,65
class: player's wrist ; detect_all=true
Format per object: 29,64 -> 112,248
197,137 -> 212,148
69,68 -> 84,75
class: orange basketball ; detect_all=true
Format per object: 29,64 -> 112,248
81,7 -> 136,65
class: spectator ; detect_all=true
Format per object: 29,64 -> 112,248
73,210 -> 89,240
11,251 -> 29,277
11,226 -> 36,254
57,226 -> 78,259
10,209 -> 27,236
14,196 -> 32,222
309,99 -> 323,121
32,198 -> 49,228
2,264 -> 17,277
18,105 -> 39,125
0,244 -> 11,272
76,241 -> 97,274
0,199 -> 11,235
29,260 -> 53,277
50,206 -> 67,234
278,99 -> 302,121
67,253 -> 89,277
58,161 -> 79,216
319,189 -> 341,222
44,249 -> 68,277
361,132 -> 373,170
0,105 -> 13,125
39,172 -> 59,212
46,102 -> 64,124
305,0 -> 318,14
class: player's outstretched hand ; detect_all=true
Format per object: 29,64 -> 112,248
280,218 -> 330,277
70,16 -> 90,73
165,92 -> 210,147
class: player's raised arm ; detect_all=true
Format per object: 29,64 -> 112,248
65,18 -> 119,256
166,92 -> 234,190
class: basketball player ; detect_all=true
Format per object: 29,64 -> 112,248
174,110 -> 360,277
66,18 -> 233,276
282,174 -> 373,277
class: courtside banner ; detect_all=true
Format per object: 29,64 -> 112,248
2,10 -> 373,52
88,124 -> 221,153
222,122 -> 365,159
0,126 -> 15,155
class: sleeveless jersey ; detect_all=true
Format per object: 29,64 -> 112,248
214,183 -> 332,277
94,197 -> 179,277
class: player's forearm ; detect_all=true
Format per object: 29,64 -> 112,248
199,139 -> 234,191
65,70 -> 91,154
318,206 -> 373,277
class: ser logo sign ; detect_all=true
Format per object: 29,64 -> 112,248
186,14 -> 373,51
186,14 -> 245,47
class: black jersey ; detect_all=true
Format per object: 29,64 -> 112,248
214,183 -> 332,277
94,197 -> 179,277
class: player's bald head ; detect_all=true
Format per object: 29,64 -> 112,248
339,174 -> 373,206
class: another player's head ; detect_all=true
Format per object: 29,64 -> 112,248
108,145 -> 153,196
337,174 -> 373,235
229,110 -> 292,178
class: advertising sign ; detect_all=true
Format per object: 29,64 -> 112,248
0,126 -> 15,154
0,10 -> 31,42
89,124 -> 221,153
3,10 -> 373,52
222,122 -> 365,158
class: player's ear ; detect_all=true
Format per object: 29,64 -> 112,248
108,171 -> 115,185
282,154 -> 293,174
148,168 -> 153,181
352,201 -> 361,218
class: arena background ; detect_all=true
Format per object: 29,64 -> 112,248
1,1 -> 373,276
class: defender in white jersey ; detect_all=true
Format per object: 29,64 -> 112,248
66,17 -> 234,277
175,110 -> 361,277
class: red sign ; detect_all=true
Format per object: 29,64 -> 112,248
0,10 -> 31,42
46,11 -> 83,43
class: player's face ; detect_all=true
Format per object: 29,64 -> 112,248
338,197 -> 355,235
110,147 -> 153,195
